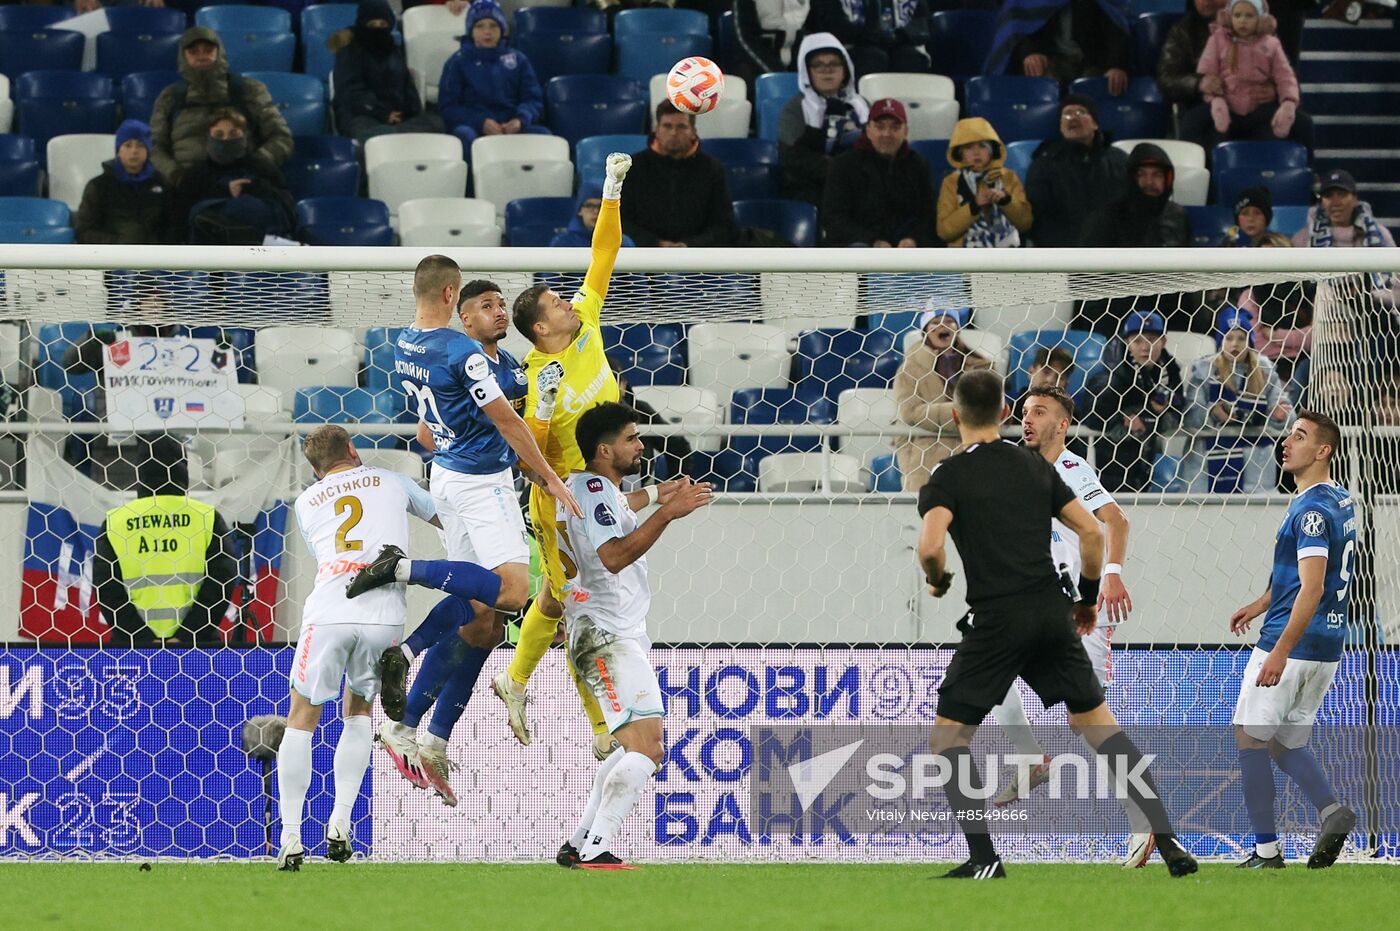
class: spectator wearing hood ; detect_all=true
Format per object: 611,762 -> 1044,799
332,0 -> 444,142
438,0 -> 548,150
936,117 -> 1032,248
987,0 -> 1131,93
822,98 -> 936,247
1024,95 -> 1127,247
621,101 -> 736,248
1219,185 -> 1291,247
1079,142 -> 1190,248
1088,310 -> 1186,492
149,27 -> 293,185
170,110 -> 295,245
550,184 -> 638,248
778,34 -> 868,208
734,0 -> 811,81
75,120 -> 168,245
805,0 -> 931,76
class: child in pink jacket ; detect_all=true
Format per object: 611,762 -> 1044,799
1196,0 -> 1312,151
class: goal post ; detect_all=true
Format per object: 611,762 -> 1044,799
0,244 -> 1397,862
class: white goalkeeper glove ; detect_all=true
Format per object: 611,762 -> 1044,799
533,360 -> 564,421
602,152 -> 631,201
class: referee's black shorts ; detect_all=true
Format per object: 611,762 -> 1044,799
937,594 -> 1105,725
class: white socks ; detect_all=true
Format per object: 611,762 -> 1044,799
991,686 -> 1046,758
1257,839 -> 1280,858
571,746 -> 624,849
331,716 -> 373,829
577,751 -> 654,862
394,559 -> 413,583
277,726 -> 314,849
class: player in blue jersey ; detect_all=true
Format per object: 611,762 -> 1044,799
1229,409 -> 1358,869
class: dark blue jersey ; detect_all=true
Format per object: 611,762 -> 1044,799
1259,481 -> 1357,662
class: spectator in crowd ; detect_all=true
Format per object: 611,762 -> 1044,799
893,307 -> 992,490
822,98 -> 936,247
805,0 -> 931,76
936,117 -> 1032,248
1024,95 -> 1127,247
987,0 -> 1131,92
150,27 -> 293,185
1191,0 -> 1313,154
171,111 -> 295,245
1011,345 -> 1075,419
734,0 -> 811,82
1157,0 -> 1226,115
1219,185 -> 1291,247
1079,142 -> 1190,248
94,453 -> 237,647
779,34 -> 867,208
622,102 -> 736,247
606,356 -> 693,482
1293,169 -> 1396,250
550,183 -> 638,247
1184,306 -> 1290,492
438,0 -> 548,150
1088,310 -> 1186,492
75,120 -> 168,245
332,0 -> 445,143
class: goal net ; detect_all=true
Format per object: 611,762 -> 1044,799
0,245 -> 1396,864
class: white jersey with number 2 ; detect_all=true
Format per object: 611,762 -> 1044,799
294,464 -> 437,627
1049,450 -> 1114,595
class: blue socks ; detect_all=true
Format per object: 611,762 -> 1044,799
401,596 -> 494,742
402,629 -> 469,729
1275,746 -> 1339,813
408,559 -> 502,608
427,643 -> 492,741
1239,748 -> 1279,849
403,595 -> 471,660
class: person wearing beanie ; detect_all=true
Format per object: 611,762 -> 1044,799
1079,142 -> 1190,248
438,0 -> 549,151
778,33 -> 868,208
76,120 -> 169,245
937,116 -> 1032,247
1220,185 -> 1291,246
149,27 -> 293,185
822,97 -> 937,247
987,0 -> 1130,90
1023,94 -> 1127,247
332,0 -> 445,142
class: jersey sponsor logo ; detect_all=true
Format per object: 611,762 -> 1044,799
1300,511 -> 1327,537
561,365 -> 611,414
594,502 -> 616,526
587,477 -> 604,493
571,291 -> 585,305
1082,489 -> 1103,502
576,331 -> 591,352
465,353 -> 491,382
1060,459 -> 1079,470
513,367 -> 527,385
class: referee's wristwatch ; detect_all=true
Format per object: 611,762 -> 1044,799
1077,575 -> 1101,605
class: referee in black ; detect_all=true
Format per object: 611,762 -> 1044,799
916,369 -> 1197,879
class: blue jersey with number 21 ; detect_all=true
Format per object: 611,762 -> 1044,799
1259,481 -> 1356,662
394,327 -> 526,475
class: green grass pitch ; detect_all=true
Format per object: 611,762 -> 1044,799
4,862 -> 1399,930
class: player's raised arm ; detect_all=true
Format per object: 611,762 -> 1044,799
479,395 -> 583,518
582,153 -> 630,303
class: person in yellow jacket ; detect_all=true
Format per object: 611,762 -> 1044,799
94,459 -> 236,646
936,117 -> 1033,248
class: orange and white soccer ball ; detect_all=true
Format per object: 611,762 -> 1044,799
665,56 -> 725,114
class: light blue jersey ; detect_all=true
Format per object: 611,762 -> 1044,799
394,327 -> 526,476
1259,481 -> 1357,662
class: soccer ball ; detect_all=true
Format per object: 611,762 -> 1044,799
665,56 -> 725,115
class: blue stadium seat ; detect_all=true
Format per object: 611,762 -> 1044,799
1215,165 -> 1314,209
0,134 -> 39,197
35,322 -> 117,391
283,154 -> 360,200
505,196 -> 575,247
219,31 -> 296,73
929,11 -> 997,79
1212,141 -> 1309,174
754,71 -> 799,103
966,100 -> 1060,143
1003,138 -> 1040,182
104,6 -> 188,33
295,196 -> 394,245
1007,330 -> 1109,400
575,133 -> 647,188
615,32 -> 713,83
0,223 -> 73,243
869,452 -> 902,492
290,134 -> 356,162
1069,75 -> 1164,104
96,31 -> 184,78
756,95 -> 786,142
704,138 -> 780,201
121,71 -> 180,124
294,387 -> 403,448
188,326 -> 256,383
732,199 -> 818,248
792,328 -> 901,404
195,5 -> 293,33
1095,100 -> 1170,140
964,76 -> 1060,105
14,73 -> 117,165
864,310 -> 921,333
302,3 -> 358,82
908,138 -> 949,189
684,450 -> 755,493
602,323 -> 686,386
1271,205 -> 1310,238
221,271 -> 329,317
363,326 -> 403,393
0,29 -> 85,79
516,32 -> 612,84
0,134 -> 35,161
613,9 -> 709,37
246,71 -> 327,136
729,387 -> 837,461
546,75 -> 647,147
1186,205 -> 1233,247
1132,13 -> 1176,75
515,8 -> 608,34
0,7 -> 69,30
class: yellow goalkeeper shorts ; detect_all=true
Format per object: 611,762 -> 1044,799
529,483 -> 571,602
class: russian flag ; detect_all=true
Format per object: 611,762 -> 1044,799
186,401 -> 206,413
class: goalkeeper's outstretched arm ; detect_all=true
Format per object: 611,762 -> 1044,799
583,153 -> 630,301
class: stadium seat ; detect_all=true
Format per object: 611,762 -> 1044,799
0,222 -> 73,243
35,321 -> 116,391
729,387 -> 836,460
290,133 -> 356,163
1006,329 -> 1109,400
836,387 -> 897,469
612,9 -> 709,37
46,134 -> 115,212
187,325 -> 256,384
756,95 -> 786,142
95,31 -> 184,79
399,197 -> 501,248
1095,100 -> 1170,141
364,132 -> 462,174
196,5 -> 292,32
283,152 -> 361,200
928,11 -> 997,79
1131,13 -> 1176,75
294,386 -> 405,448
1271,205 -> 1310,237
754,71 -> 799,104
758,452 -> 864,493
1167,331 -> 1216,367
615,32 -> 712,83
0,7 -> 69,30
362,326 -> 402,393
294,196 -> 395,246
687,322 -> 789,408
104,6 -> 187,34
516,32 -> 612,84
1216,165 -> 1313,209
703,138 -> 779,201
684,449 -> 755,492
257,326 -> 359,411
575,134 -> 647,189
193,384 -> 281,488
650,73 -> 749,113
217,31 -> 296,74
302,3 -> 359,82
0,133 -> 38,196
14,73 -> 116,164
1113,138 -> 1206,170
601,322 -> 686,386
732,199 -> 819,248
1003,139 -> 1040,182
357,447 -> 426,482
868,451 -> 902,492
1069,75 -> 1164,104
121,71 -> 180,124
1212,141 -> 1309,173
365,133 -> 467,216
515,8 -> 607,34
955,330 -> 1006,374
793,328 -> 901,404
858,72 -> 959,141
0,74 -> 10,133
964,76 -> 1060,106
965,100 -> 1060,143
1173,164 -> 1211,206
504,196 -> 574,247
546,75 -> 647,147
401,4 -> 468,40
0,29 -> 84,79
245,72 -> 327,136
1185,206 -> 1231,246
907,138 -> 948,189
405,32 -> 461,105
470,135 -> 572,218
716,8 -> 738,71
631,384 -> 721,452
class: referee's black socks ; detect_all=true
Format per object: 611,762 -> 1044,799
1095,730 -> 1175,837
939,745 -> 1000,863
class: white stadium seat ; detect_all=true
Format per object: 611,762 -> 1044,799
47,134 -> 114,211
1167,331 -> 1217,367
402,4 -> 467,40
405,32 -> 463,105
256,326 -> 359,411
631,385 -> 722,452
194,384 -> 284,488
369,160 -> 469,218
399,197 -> 501,247
27,386 -> 63,423
364,133 -> 463,175
956,330 -> 1007,374
1113,138 -> 1207,170
471,135 -> 573,219
0,321 -> 21,387
758,452 -> 864,493
356,447 -> 426,482
695,99 -> 753,139
836,387 -> 897,469
1171,165 -> 1211,207
0,74 -> 13,134
761,272 -> 859,332
857,72 -> 956,102
650,72 -> 749,111
904,99 -> 960,142
686,322 -> 789,409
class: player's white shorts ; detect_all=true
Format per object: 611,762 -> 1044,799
568,620 -> 663,734
1232,646 -> 1339,749
1082,625 -> 1113,687
290,622 -> 401,706
430,465 -> 528,569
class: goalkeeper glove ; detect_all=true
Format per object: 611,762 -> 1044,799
534,360 -> 564,421
603,152 -> 631,200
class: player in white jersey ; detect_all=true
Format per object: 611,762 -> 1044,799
553,402 -> 712,869
276,425 -> 441,871
989,386 -> 1152,867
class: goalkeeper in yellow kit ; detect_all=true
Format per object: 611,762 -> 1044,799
495,152 -> 640,759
